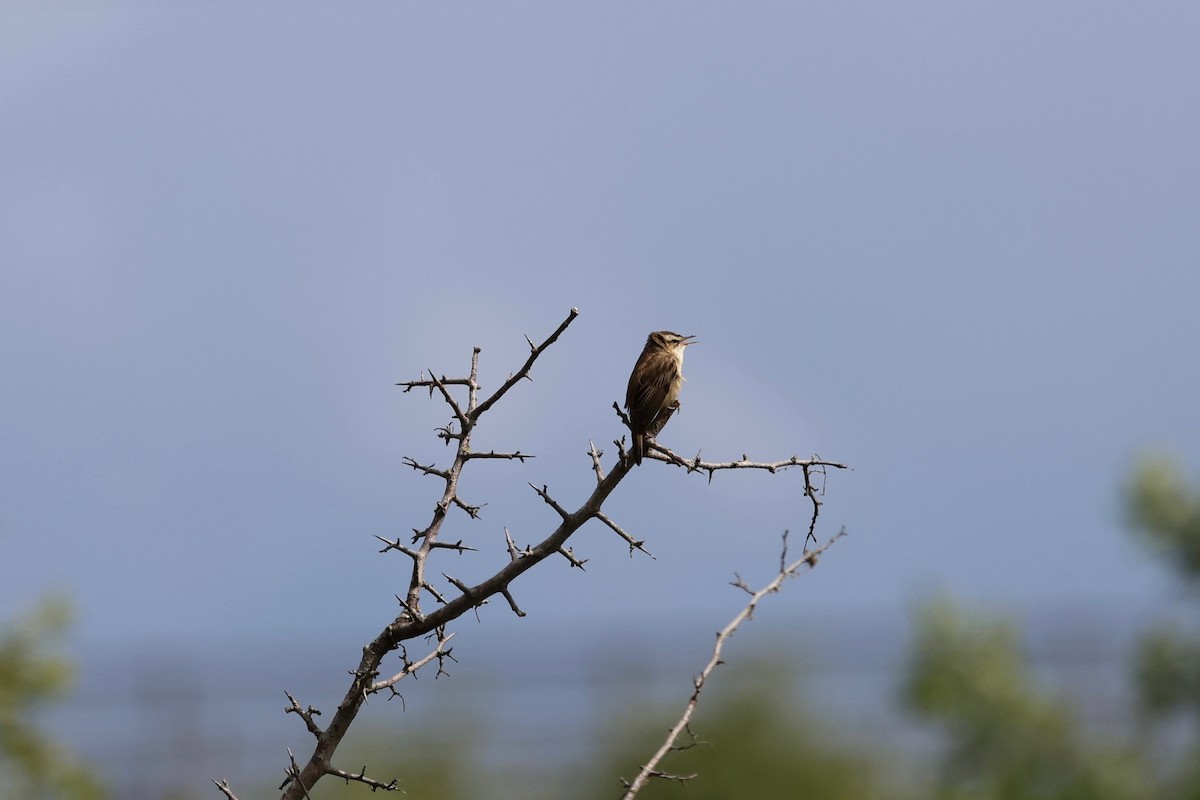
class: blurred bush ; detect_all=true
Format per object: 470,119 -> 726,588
586,662 -> 892,800
0,596 -> 107,800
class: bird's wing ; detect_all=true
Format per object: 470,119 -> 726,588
626,356 -> 679,429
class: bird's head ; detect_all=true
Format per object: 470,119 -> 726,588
648,331 -> 697,353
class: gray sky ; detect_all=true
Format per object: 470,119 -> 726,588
3,3 -> 1197,656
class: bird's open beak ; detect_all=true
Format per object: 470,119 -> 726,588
683,335 -> 697,345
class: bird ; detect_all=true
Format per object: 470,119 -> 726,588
624,330 -> 696,466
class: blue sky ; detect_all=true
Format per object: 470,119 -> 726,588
3,3 -> 1198,662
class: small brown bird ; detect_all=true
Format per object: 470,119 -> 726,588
625,330 -> 696,465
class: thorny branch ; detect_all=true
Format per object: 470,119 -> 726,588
369,631 -> 457,693
654,443 -> 847,548
612,401 -> 846,543
242,308 -> 612,800
620,529 -> 847,799
211,307 -> 847,799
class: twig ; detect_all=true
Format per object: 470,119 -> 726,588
278,749 -> 311,796
501,587 -> 526,617
395,375 -> 473,394
324,764 -> 399,792
369,632 -> 457,693
619,528 -> 847,798
595,510 -> 654,559
464,449 -> 534,461
557,545 -> 588,569
426,370 -> 469,430
283,692 -> 322,737
654,445 -> 848,480
471,308 -> 579,419
211,780 -> 240,800
529,482 -> 571,520
652,441 -> 847,548
588,440 -> 607,484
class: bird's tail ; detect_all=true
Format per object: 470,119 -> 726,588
630,432 -> 644,466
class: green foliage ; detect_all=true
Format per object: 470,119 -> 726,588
591,667 -> 891,800
902,597 -> 1147,800
0,596 -> 107,800
1135,626 -> 1200,718
1126,456 -> 1200,724
1126,455 -> 1200,580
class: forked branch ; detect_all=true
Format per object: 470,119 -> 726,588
210,308 -> 847,799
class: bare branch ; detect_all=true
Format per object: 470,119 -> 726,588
283,692 -> 322,738
588,440 -> 607,484
401,456 -> 450,480
610,401 -> 849,517
395,374 -> 473,393
429,539 -> 477,554
450,494 -> 484,518
653,445 -> 848,478
278,749 -> 311,796
324,764 -> 399,792
595,510 -> 654,559
433,641 -> 458,677
369,632 -> 456,693
500,587 -> 526,617
375,535 -> 420,560
612,401 -> 631,428
621,769 -> 696,790
466,347 -> 482,412
443,572 -> 477,602
464,449 -> 534,462
557,546 -> 588,569
529,482 -> 571,520
434,424 -> 464,443
212,780 -> 240,800
471,307 -> 579,418
669,722 -> 706,752
262,308 -> 847,800
619,530 -> 846,798
421,581 -> 448,605
653,444 -> 846,549
426,370 -> 470,430
800,461 -> 833,549
503,527 -> 528,561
